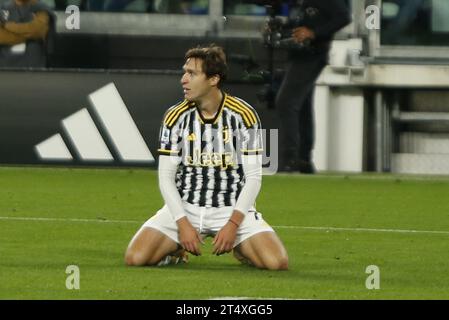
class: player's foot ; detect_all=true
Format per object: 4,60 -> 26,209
157,249 -> 189,266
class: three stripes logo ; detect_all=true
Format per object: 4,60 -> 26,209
34,83 -> 155,164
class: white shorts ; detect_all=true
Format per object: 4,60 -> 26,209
142,202 -> 274,247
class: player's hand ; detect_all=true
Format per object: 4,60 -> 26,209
176,217 -> 203,256
212,222 -> 238,256
292,27 -> 315,43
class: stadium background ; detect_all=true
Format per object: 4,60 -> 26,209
1,0 -> 449,300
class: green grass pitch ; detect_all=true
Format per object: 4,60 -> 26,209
1,166 -> 449,299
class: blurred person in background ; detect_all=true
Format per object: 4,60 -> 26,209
0,0 -> 55,67
275,0 -> 351,173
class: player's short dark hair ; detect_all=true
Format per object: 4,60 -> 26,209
185,44 -> 228,85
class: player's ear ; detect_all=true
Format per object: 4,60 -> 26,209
209,74 -> 220,87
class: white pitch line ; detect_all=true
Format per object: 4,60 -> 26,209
0,216 -> 448,235
0,216 -> 139,224
209,296 -> 313,300
275,225 -> 449,235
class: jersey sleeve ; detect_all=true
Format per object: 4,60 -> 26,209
158,109 -> 183,157
240,112 -> 264,156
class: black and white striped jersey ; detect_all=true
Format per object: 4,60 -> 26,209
158,92 -> 263,208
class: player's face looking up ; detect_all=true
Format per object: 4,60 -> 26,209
181,58 -> 219,103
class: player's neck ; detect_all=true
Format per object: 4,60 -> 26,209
196,88 -> 223,119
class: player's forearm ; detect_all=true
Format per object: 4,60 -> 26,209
233,155 -> 262,216
158,155 -> 186,221
228,210 -> 245,228
4,12 -> 49,40
233,178 -> 262,216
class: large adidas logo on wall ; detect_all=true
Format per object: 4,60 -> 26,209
35,83 -> 155,164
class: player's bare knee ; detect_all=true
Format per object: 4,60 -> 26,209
124,251 -> 138,266
277,256 -> 289,270
264,255 -> 289,271
125,251 -> 147,266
